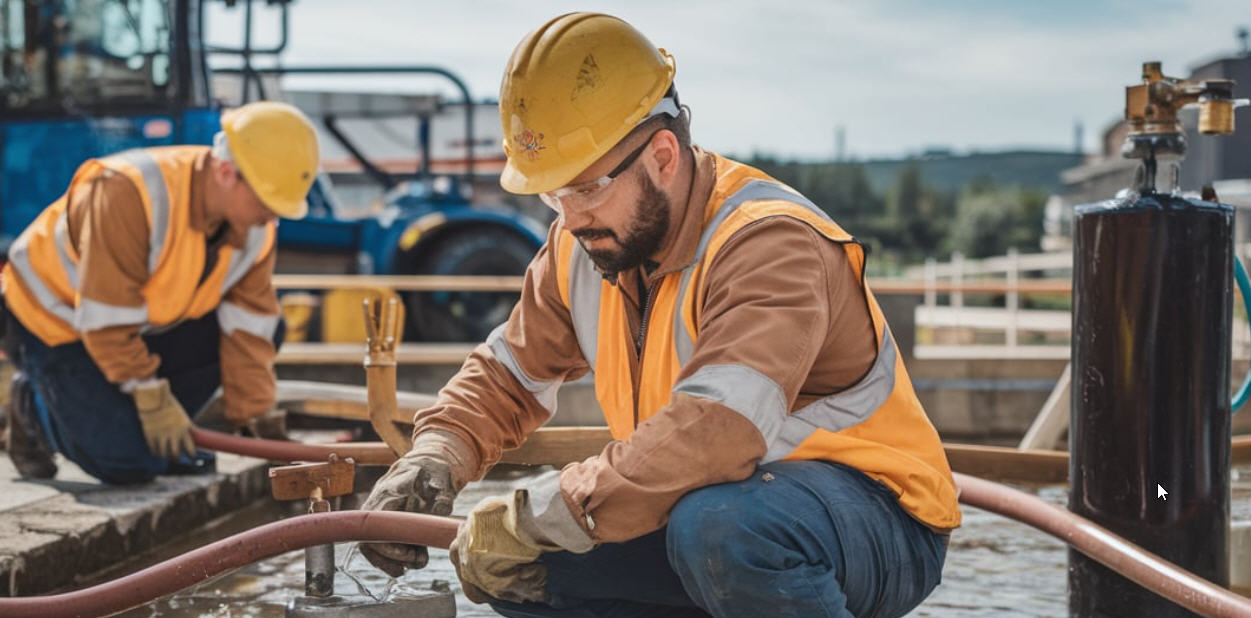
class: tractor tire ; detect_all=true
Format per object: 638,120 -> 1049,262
405,228 -> 535,342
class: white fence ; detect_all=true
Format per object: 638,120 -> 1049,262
910,249 -> 1251,360
911,249 -> 1071,360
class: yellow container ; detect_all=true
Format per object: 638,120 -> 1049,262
279,292 -> 319,343
320,287 -> 403,343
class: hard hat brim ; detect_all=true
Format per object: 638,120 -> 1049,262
265,197 -> 309,220
500,156 -> 587,196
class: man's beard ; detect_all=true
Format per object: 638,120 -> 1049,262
573,173 -> 671,277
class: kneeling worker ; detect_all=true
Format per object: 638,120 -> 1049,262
2,101 -> 319,484
360,13 -> 959,618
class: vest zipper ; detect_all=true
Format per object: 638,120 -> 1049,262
633,280 -> 658,428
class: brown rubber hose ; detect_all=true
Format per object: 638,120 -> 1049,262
0,510 -> 459,618
190,427 -> 398,465
12,433 -> 1246,617
955,472 -> 1251,617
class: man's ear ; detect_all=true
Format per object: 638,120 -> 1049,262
212,159 -> 239,188
649,129 -> 681,187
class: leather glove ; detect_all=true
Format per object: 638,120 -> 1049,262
193,396 -> 287,440
450,489 -> 562,604
244,408 -> 288,441
359,431 -> 471,577
127,378 -> 195,459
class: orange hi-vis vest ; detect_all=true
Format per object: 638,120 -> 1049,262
546,156 -> 961,531
2,147 -> 276,347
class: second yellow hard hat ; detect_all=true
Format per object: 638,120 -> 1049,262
221,101 -> 319,219
498,13 -> 676,195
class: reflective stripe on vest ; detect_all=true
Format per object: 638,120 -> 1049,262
222,225 -> 272,294
218,300 -> 280,340
485,323 -> 561,416
113,149 -> 171,274
663,178 -> 898,462
671,180 -> 816,361
7,231 -> 75,326
673,326 -> 898,463
53,211 -> 79,289
557,162 -> 959,531
5,147 -> 276,343
566,244 -> 603,373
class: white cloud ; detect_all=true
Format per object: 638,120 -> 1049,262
207,0 -> 1251,158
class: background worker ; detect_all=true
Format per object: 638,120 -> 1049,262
2,101 -> 318,484
361,13 -> 959,618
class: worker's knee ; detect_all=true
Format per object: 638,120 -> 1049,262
666,482 -> 766,593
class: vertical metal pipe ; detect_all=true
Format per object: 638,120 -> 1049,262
304,495 -> 335,597
1070,191 -> 1233,617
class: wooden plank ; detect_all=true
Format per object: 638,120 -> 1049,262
268,460 -> 356,500
274,274 -> 525,292
494,430 -> 1250,484
1019,363 -> 1072,450
944,443 -> 1069,484
491,427 -> 1074,484
274,273 -> 1072,296
903,251 -> 1073,278
916,306 -> 1071,331
913,345 -> 1071,360
276,380 -> 433,425
499,427 -> 613,466
276,342 -> 476,365
871,279 -> 1072,295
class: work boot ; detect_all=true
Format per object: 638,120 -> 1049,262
4,372 -> 57,479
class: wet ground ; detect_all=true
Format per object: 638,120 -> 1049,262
19,457 -> 1243,617
119,473 -> 1085,618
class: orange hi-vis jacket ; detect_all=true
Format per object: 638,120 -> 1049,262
548,158 -> 961,531
3,146 -> 276,356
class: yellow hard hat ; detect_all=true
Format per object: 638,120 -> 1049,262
220,101 -> 319,219
499,13 -> 676,195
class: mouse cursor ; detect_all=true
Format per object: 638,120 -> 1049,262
1157,484 -> 1168,500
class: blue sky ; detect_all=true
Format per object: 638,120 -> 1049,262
206,1 -> 1251,160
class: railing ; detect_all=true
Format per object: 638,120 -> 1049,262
270,269 -> 1083,364
905,249 -> 1073,359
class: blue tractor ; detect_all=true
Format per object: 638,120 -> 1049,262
0,0 -> 546,341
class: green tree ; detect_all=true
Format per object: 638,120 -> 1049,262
946,179 -> 1048,258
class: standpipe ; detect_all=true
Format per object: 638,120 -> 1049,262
363,296 -> 414,456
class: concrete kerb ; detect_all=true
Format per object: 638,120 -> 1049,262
0,452 -> 272,597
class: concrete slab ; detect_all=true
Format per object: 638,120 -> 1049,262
0,450 -> 272,597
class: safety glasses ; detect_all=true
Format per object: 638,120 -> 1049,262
539,132 -> 657,215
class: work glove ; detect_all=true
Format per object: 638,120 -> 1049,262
449,490 -> 559,604
244,407 -> 288,441
127,378 -> 195,459
359,431 -> 471,577
193,395 -> 288,440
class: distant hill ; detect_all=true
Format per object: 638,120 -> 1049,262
856,150 -> 1083,194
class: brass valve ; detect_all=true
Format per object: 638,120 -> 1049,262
1126,61 -> 1241,138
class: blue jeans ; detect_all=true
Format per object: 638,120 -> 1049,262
489,461 -> 948,618
7,312 -> 229,484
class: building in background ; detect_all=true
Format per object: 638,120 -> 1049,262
1044,38 -> 1251,252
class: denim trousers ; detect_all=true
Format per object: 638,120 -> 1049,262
489,461 -> 948,618
8,312 -> 228,484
